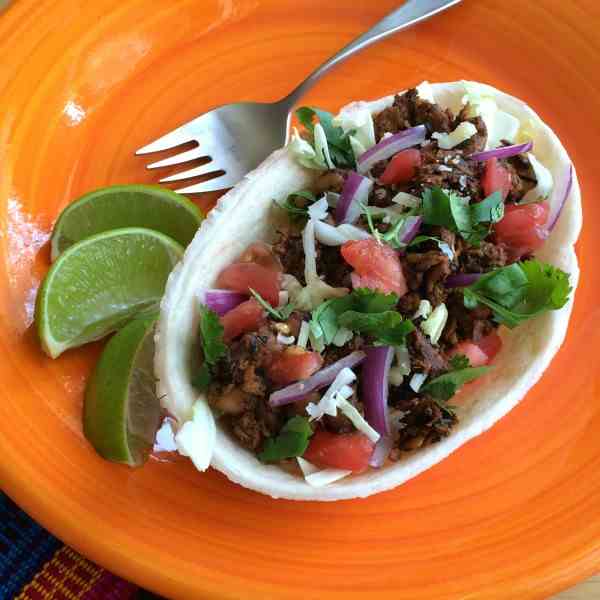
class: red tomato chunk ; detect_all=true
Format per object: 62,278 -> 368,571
303,431 -> 374,473
380,149 -> 421,185
217,262 -> 281,306
220,299 -> 266,342
482,157 -> 512,200
266,347 -> 323,385
494,202 -> 549,258
341,238 -> 408,297
448,331 -> 503,367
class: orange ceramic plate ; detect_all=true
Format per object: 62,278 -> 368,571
1,1 -> 598,598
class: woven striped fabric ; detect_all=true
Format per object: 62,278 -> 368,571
1,493 -> 143,600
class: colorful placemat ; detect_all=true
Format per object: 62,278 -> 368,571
0,493 -> 140,600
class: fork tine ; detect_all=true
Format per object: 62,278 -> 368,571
175,173 -> 238,194
146,147 -> 204,169
135,127 -> 195,155
159,161 -> 218,183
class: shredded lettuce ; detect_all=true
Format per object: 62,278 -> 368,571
332,106 -> 376,160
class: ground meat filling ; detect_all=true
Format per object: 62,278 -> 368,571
210,86 -> 536,464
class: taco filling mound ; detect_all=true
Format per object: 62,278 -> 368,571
155,81 -> 581,500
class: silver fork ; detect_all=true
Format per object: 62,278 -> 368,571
136,0 -> 462,194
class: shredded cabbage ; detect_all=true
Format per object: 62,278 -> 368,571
389,345 -> 411,386
314,123 -> 335,169
306,369 -> 356,421
332,106 -> 376,160
297,320 -> 310,349
522,153 -> 554,204
420,302 -> 448,345
288,127 -> 325,170
432,122 -> 478,150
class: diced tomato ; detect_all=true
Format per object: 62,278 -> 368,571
448,331 -> 503,367
238,242 -> 282,272
266,347 -> 323,385
303,431 -> 374,473
494,202 -> 549,258
380,149 -> 422,185
482,157 -> 512,200
220,299 -> 266,342
341,238 -> 407,297
217,262 -> 281,305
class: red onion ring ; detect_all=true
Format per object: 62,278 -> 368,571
469,141 -> 533,162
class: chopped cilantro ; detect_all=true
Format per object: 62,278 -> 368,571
296,107 -> 355,168
338,310 -> 414,345
309,288 -> 411,348
463,259 -> 571,328
193,305 -> 228,390
198,304 -> 227,364
422,365 -> 490,402
360,202 -> 382,243
422,187 -> 503,245
258,416 -> 314,463
249,288 -> 295,322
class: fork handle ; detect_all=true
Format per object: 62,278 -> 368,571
283,0 -> 462,109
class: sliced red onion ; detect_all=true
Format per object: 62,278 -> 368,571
361,346 -> 394,437
369,435 -> 394,468
357,125 -> 427,175
199,289 -> 247,316
335,172 -> 373,225
445,273 -> 482,288
269,351 -> 366,407
398,215 -> 423,245
547,164 -> 573,231
469,141 -> 533,162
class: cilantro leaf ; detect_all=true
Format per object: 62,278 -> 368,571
199,304 -> 227,364
249,288 -> 294,322
338,310 -> 414,345
191,363 -> 212,392
258,416 -> 314,463
423,366 -> 490,402
463,260 -> 571,328
309,289 -> 401,346
295,107 -> 355,168
421,187 -> 504,245
275,190 -> 317,220
360,202 -> 382,243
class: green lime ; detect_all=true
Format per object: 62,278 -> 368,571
36,227 -> 183,358
84,312 -> 160,466
50,184 -> 202,260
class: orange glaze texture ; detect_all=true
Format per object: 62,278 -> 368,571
0,1 -> 599,598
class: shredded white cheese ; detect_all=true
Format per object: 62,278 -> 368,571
306,369 -> 356,421
277,333 -> 295,345
432,122 -> 478,150
409,372 -> 428,393
421,302 -> 448,345
414,299 -> 432,320
297,321 -> 310,349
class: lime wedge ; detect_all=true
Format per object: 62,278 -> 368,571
84,312 -> 160,466
36,227 -> 183,358
50,184 -> 202,260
